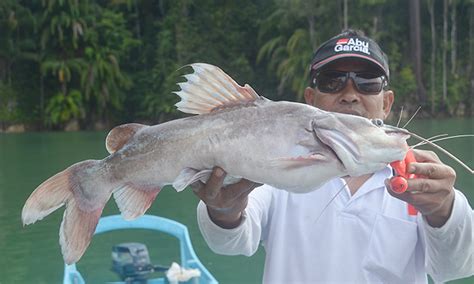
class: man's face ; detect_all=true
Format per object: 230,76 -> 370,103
304,59 -> 394,120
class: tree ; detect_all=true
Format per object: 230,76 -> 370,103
38,0 -> 139,128
257,0 -> 325,101
343,0 -> 348,30
39,0 -> 91,127
80,9 -> 137,125
466,0 -> 474,116
450,0 -> 457,75
2,0 -> 474,130
409,0 -> 427,105
427,0 -> 436,113
442,0 -> 449,113
0,1 -> 41,125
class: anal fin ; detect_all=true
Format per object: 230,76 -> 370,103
113,183 -> 161,220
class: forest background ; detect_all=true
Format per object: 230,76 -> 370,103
0,0 -> 473,131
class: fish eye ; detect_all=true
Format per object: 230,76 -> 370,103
372,119 -> 384,127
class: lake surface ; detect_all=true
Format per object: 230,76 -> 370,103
0,118 -> 472,283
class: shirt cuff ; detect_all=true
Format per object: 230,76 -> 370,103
197,201 -> 247,233
421,190 -> 468,238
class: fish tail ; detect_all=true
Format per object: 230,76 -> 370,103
22,159 -> 107,264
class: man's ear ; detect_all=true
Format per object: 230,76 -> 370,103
304,87 -> 316,106
382,90 -> 394,119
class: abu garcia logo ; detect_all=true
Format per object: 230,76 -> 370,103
334,38 -> 370,55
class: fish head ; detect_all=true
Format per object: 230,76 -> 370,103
312,111 -> 410,176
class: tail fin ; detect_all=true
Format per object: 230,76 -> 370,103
22,160 -> 108,264
22,169 -> 72,225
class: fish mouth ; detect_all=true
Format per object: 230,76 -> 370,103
381,125 -> 411,140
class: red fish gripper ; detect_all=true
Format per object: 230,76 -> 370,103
389,149 -> 418,216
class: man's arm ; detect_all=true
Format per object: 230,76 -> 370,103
193,167 -> 269,256
386,149 -> 474,281
421,190 -> 473,282
192,167 -> 261,229
385,149 -> 457,226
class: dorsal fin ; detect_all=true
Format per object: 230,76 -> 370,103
174,63 -> 261,114
105,123 -> 147,154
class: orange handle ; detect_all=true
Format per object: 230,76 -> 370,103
389,149 -> 418,216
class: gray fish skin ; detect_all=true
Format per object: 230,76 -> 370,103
21,63 -> 409,265
105,100 -> 343,193
104,99 -> 407,193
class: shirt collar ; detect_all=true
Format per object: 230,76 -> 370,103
343,166 -> 393,202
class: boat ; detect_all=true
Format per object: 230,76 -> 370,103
63,214 -> 218,284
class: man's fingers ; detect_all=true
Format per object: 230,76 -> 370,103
237,180 -> 262,197
190,168 -> 261,209
408,162 -> 456,180
385,179 -> 408,201
406,178 -> 441,194
224,179 -> 262,199
203,167 -> 226,199
190,180 -> 204,193
387,176 -> 446,194
386,179 -> 430,209
386,177 -> 451,200
412,149 -> 441,163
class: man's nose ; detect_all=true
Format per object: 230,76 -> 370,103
339,78 -> 361,104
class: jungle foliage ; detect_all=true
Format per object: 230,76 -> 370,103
0,0 -> 473,130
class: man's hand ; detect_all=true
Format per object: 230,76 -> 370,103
191,167 -> 261,229
386,149 -> 456,227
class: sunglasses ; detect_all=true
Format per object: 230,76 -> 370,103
311,70 -> 387,94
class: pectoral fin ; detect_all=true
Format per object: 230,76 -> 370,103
172,168 -> 213,192
172,168 -> 243,191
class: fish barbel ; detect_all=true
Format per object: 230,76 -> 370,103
22,63 -> 409,264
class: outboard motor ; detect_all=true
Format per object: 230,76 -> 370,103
111,243 -> 168,283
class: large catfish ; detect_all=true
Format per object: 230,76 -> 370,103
22,63 -> 409,264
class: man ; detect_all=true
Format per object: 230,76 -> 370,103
192,30 -> 473,283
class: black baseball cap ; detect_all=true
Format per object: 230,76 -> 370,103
310,31 -> 389,81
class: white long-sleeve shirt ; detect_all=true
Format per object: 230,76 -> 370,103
197,167 -> 474,283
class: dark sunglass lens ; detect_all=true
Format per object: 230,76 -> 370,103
354,74 -> 384,93
316,72 -> 346,93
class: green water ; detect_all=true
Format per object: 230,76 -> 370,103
0,118 -> 472,284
